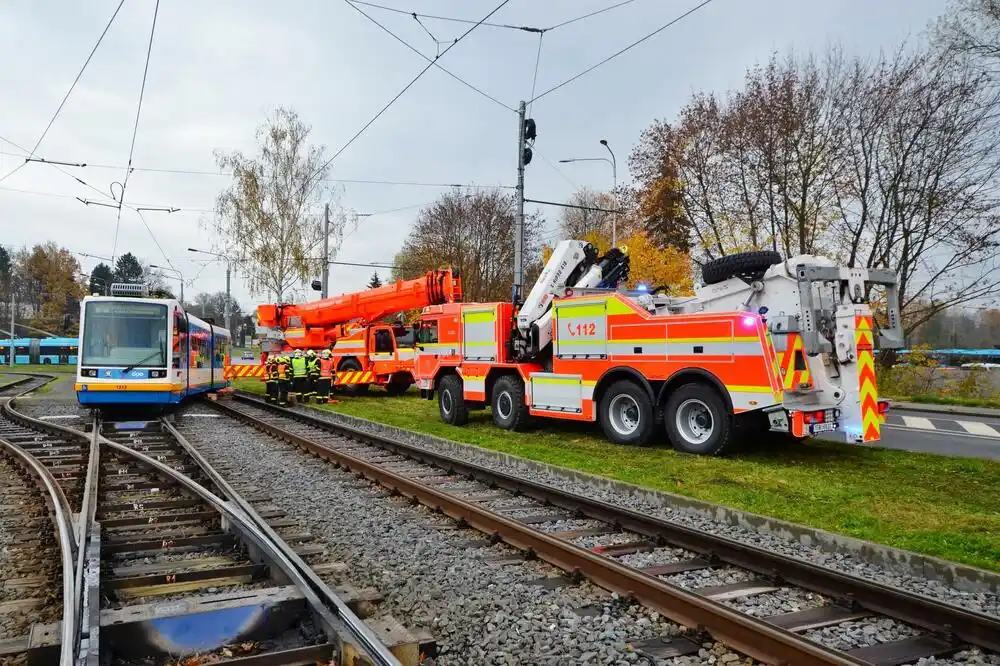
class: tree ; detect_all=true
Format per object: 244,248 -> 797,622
211,107 -> 354,302
392,188 -> 544,302
933,0 -> 1000,72
12,243 -> 84,334
830,47 -> 1000,334
0,246 -> 11,331
558,187 -> 621,240
187,291 -> 243,327
88,263 -> 113,295
367,271 -> 383,289
113,253 -> 144,284
630,52 -> 841,260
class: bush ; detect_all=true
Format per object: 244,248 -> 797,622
877,345 -> 1000,405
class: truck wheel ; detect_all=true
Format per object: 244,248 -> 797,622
701,250 -> 782,286
338,357 -> 369,396
664,383 -> 733,455
437,374 -> 468,426
598,380 -> 654,445
491,375 -> 531,431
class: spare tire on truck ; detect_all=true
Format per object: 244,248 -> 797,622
701,250 -> 783,286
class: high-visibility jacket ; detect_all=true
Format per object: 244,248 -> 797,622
291,356 -> 307,377
306,357 -> 319,379
267,363 -> 279,381
278,362 -> 291,380
319,358 -> 335,378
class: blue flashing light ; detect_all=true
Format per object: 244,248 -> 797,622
636,283 -> 648,293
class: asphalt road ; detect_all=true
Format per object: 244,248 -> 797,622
871,408 -> 1000,460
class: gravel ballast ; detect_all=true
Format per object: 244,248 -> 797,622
175,404 -> 726,666
282,401 -> 1000,618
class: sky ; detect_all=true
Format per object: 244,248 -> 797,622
0,0 -> 948,311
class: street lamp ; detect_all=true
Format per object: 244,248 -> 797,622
149,264 -> 184,303
187,248 -> 232,332
559,139 -> 619,245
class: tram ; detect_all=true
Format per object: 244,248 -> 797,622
75,283 -> 230,408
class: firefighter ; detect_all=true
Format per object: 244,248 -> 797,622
305,349 -> 320,403
317,349 -> 334,403
277,355 -> 291,407
290,350 -> 307,403
264,356 -> 278,404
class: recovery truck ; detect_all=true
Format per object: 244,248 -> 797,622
243,269 -> 463,395
414,241 -> 902,455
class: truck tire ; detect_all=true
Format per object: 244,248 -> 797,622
598,380 -> 654,445
437,374 -> 469,426
664,382 -> 733,455
338,357 -> 369,396
701,250 -> 782,286
491,375 -> 532,431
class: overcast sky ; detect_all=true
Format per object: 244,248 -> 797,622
0,0 -> 946,310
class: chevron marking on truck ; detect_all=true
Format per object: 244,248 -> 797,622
855,314 -> 880,442
779,333 -> 812,391
224,365 -> 266,379
334,370 -> 375,385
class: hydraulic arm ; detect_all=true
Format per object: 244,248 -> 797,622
257,268 -> 462,352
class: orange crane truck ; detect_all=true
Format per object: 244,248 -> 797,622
413,240 -> 902,455
244,268 -> 462,395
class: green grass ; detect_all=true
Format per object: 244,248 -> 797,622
233,379 -> 1000,572
3,364 -> 76,374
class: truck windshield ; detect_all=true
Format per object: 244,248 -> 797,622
81,301 -> 169,367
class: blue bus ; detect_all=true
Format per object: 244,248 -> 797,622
0,337 -> 80,365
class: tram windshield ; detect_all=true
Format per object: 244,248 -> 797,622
81,301 -> 169,367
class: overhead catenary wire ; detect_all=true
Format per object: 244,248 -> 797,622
0,0 -> 126,185
530,0 -> 717,104
348,0 -> 538,32
341,1 -> 515,112
312,0 -> 514,184
111,0 -> 162,269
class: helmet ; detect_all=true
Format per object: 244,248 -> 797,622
294,350 -> 303,358
306,349 -> 316,357
322,350 -> 331,359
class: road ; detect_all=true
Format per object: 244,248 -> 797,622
871,408 -> 1000,460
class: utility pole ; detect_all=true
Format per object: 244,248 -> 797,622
322,203 -> 331,299
8,290 -> 14,368
514,101 -> 537,305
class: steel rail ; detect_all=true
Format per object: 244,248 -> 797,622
73,416 -> 101,663
159,416 -> 403,666
214,397 -> 867,666
96,429 -> 402,666
228,390 -> 1000,653
0,374 -> 77,666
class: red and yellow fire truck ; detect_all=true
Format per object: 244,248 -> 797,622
414,241 -> 900,455
241,269 -> 462,394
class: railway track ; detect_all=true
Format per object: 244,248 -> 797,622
0,374 -> 77,665
0,375 -> 405,666
214,391 -> 1000,666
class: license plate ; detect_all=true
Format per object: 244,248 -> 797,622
810,422 -> 837,433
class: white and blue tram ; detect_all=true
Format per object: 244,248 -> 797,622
75,284 -> 230,407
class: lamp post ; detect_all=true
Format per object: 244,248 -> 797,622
149,265 -> 184,303
187,248 -> 231,332
559,138 -> 619,245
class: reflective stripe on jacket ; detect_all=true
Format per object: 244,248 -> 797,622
319,358 -> 335,378
291,357 -> 307,377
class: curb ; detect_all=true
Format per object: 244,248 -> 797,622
889,400 -> 1000,419
285,398 -> 1000,595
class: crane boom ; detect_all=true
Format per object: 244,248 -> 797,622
257,268 -> 462,351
